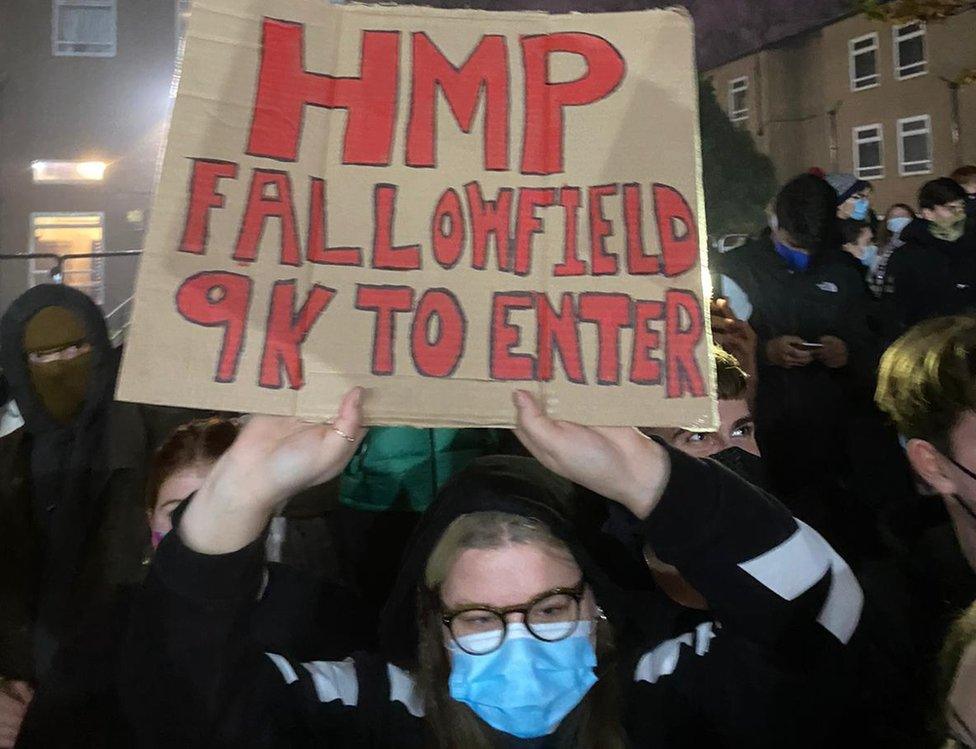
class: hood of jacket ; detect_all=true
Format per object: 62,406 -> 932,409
378,455 -> 643,667
0,284 -> 115,435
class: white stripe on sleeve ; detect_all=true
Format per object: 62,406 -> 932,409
387,664 -> 425,718
266,652 -> 298,684
737,521 -> 832,601
634,622 -> 716,684
303,658 -> 359,706
738,520 -> 863,644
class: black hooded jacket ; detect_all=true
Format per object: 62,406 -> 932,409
0,285 -> 120,679
887,217 -> 976,330
118,447 -> 866,748
715,238 -> 881,491
0,285 -> 191,681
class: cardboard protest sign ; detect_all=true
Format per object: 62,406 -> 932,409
118,0 -> 717,428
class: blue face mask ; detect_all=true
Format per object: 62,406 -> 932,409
448,621 -> 598,739
850,197 -> 870,221
887,216 -> 912,235
860,244 -> 878,269
773,240 -> 811,272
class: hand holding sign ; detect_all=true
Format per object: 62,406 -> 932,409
180,388 -> 366,555
513,389 -> 669,519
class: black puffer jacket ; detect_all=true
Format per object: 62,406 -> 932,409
887,217 -> 976,330
716,238 -> 880,491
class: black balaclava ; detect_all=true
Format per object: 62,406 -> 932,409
22,306 -> 93,423
0,284 -> 115,678
708,446 -> 771,494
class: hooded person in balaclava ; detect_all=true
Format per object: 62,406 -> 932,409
0,284 -> 143,687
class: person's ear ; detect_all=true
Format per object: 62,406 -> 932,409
920,207 -> 936,222
906,438 -> 959,496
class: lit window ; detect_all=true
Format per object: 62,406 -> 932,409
52,0 -> 116,57
849,33 -> 879,91
29,212 -> 106,305
894,22 -> 926,79
853,124 -> 884,180
897,116 -> 932,176
728,77 -> 748,123
32,160 -> 107,184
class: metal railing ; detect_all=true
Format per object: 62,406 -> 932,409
0,250 -> 142,343
0,250 -> 142,282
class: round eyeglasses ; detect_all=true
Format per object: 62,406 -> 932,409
441,579 -> 586,655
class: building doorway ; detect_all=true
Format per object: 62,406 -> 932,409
29,212 -> 106,305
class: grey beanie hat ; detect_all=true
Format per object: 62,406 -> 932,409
825,172 -> 868,205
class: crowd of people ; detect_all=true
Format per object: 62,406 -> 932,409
0,166 -> 976,747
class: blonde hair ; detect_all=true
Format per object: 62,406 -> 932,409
424,511 -> 574,590
416,511 -> 626,749
876,316 -> 976,452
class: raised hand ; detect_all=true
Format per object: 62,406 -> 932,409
512,390 -> 669,519
711,298 -> 758,375
180,388 -> 367,554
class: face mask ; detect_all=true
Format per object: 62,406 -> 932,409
773,240 -> 811,273
850,198 -> 870,221
448,621 -> 598,739
709,446 -> 771,493
930,216 -> 967,243
860,244 -> 879,269
768,213 -> 779,232
28,352 -> 93,424
887,216 -> 912,235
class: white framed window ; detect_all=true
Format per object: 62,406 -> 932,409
52,0 -> 116,57
897,115 -> 932,176
853,124 -> 884,180
893,22 -> 926,79
849,33 -> 879,91
728,77 -> 749,122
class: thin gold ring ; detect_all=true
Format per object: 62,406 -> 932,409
331,425 -> 356,443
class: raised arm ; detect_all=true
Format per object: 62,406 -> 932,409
120,389 -> 368,748
513,389 -> 863,650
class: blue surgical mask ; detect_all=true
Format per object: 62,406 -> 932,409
887,216 -> 912,235
860,244 -> 878,270
774,240 -> 811,272
851,198 -> 870,221
448,621 -> 598,739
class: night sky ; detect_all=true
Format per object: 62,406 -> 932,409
412,0 -> 852,69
